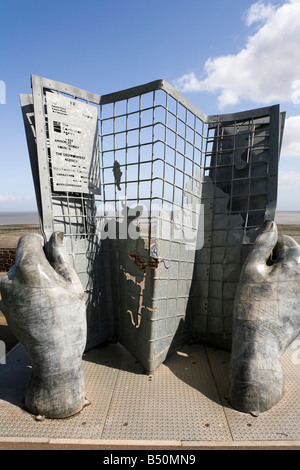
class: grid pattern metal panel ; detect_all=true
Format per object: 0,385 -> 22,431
191,110 -> 281,349
20,76 -> 283,372
98,86 -> 208,371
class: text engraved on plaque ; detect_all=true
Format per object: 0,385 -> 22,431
46,92 -> 100,194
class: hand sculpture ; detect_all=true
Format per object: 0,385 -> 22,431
229,220 -> 300,415
0,232 -> 88,419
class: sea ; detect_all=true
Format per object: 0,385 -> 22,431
275,211 -> 300,225
0,212 -> 39,225
0,211 -> 299,225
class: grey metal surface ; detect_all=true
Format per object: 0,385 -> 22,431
0,343 -> 122,439
207,340 -> 300,441
191,108 -> 284,350
101,343 -> 231,441
19,95 -> 43,227
228,221 -> 300,415
0,232 -> 87,419
20,75 -> 284,372
0,340 -> 299,442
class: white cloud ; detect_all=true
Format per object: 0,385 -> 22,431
277,169 -> 300,210
0,195 -> 35,212
174,0 -> 300,109
0,195 -> 18,201
243,1 -> 277,26
281,116 -> 300,157
0,195 -> 33,202
278,170 -> 300,190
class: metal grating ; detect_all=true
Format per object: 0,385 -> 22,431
0,340 -> 299,442
191,111 -> 282,349
101,343 -> 231,441
20,76 -> 285,372
0,344 -> 122,439
206,341 -> 300,441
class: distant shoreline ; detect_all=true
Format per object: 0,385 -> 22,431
0,212 -> 39,226
0,214 -> 299,250
0,210 -> 299,226
275,211 -> 300,225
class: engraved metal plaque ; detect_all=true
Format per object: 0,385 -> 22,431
46,92 -> 100,194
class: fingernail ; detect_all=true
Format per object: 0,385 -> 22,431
57,232 -> 64,244
262,220 -> 274,231
51,232 -> 64,245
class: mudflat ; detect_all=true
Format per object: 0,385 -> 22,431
277,224 -> 300,244
0,224 -> 41,249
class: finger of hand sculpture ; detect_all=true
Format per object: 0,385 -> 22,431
0,232 -> 87,418
229,220 -> 300,415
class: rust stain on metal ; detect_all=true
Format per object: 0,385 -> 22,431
129,252 -> 159,270
126,270 -> 146,328
120,255 -> 158,329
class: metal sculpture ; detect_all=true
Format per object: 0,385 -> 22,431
8,74 -> 298,418
0,232 -> 88,418
229,220 -> 300,415
20,76 -> 285,374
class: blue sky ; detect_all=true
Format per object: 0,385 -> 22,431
0,0 -> 299,211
